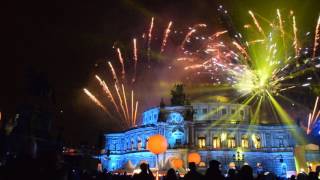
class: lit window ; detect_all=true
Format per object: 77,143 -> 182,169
198,137 -> 206,148
131,139 -> 134,150
137,138 -> 142,150
145,138 -> 149,149
212,137 -> 221,148
227,136 -> 236,148
279,139 -> 284,147
252,134 -> 262,149
241,135 -> 249,148
221,132 -> 227,142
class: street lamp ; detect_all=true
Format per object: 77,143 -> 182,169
233,151 -> 244,168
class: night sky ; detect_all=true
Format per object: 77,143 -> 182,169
4,0 -> 320,144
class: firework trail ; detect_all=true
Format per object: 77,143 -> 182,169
210,30 -> 228,39
292,15 -> 299,57
181,29 -> 195,50
307,113 -> 312,134
311,96 -> 319,120
160,21 -> 173,53
247,39 -> 265,45
176,57 -> 194,62
134,101 -> 139,126
181,24 -> 207,50
95,75 -> 121,114
116,48 -> 125,80
107,61 -> 119,84
307,97 -> 320,134
313,15 -> 320,59
248,10 -> 266,37
277,9 -> 284,37
121,84 -> 130,126
115,84 -> 129,125
232,41 -> 249,59
277,9 -> 287,59
132,38 -> 138,83
184,64 -> 203,70
83,88 -> 109,113
313,110 -> 320,127
131,90 -> 134,124
147,17 -> 154,62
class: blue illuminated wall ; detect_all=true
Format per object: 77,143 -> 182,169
142,108 -> 160,125
101,152 -> 156,171
165,112 -> 186,148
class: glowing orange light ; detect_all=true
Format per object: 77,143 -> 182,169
147,134 -> 168,154
172,158 -> 183,169
188,152 -> 201,164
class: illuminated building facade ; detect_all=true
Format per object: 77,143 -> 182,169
101,102 -> 320,176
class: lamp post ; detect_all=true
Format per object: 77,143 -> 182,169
147,134 -> 168,180
233,151 -> 244,168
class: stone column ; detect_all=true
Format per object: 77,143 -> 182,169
188,123 -> 195,147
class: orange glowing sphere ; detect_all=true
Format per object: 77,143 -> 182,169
147,134 -> 168,154
172,158 -> 183,169
188,152 -> 201,164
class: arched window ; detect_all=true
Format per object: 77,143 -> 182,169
252,134 -> 261,149
131,139 -> 134,150
145,137 -> 149,149
137,137 -> 142,150
241,135 -> 249,148
227,135 -> 236,148
198,137 -> 206,148
212,136 -> 221,149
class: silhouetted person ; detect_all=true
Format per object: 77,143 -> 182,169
133,163 -> 154,180
226,168 -> 237,180
256,163 -> 264,176
263,172 -> 276,180
297,172 -> 308,180
290,175 -> 296,180
164,168 -> 178,180
236,165 -> 253,180
205,160 -> 225,180
307,171 -> 317,180
316,166 -> 320,179
184,162 -> 203,180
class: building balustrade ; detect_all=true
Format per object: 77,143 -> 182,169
107,144 -> 294,154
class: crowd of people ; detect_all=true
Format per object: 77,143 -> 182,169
1,154 -> 320,180
73,161 -> 320,180
130,161 -> 320,180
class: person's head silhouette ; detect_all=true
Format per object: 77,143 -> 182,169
140,163 -> 148,173
209,160 -> 221,170
166,168 -> 177,179
188,162 -> 197,171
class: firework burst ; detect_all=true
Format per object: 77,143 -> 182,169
83,6 -> 320,136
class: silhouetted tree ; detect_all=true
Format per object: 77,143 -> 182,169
170,84 -> 186,106
160,98 -> 166,108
